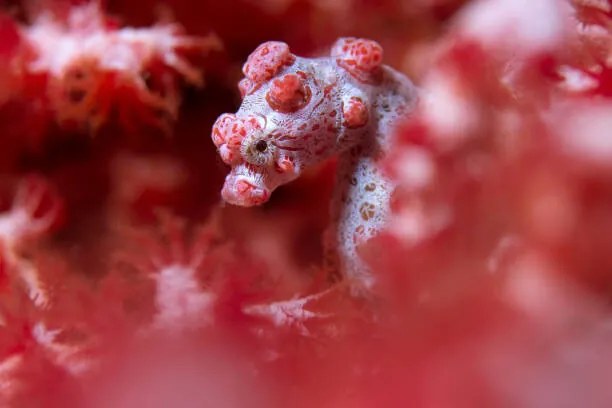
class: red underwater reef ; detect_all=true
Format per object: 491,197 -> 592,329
1,0 -> 612,406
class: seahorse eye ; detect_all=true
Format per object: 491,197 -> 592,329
241,135 -> 276,166
255,139 -> 268,153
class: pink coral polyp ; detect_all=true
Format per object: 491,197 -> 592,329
266,73 -> 311,112
343,96 -> 369,128
331,37 -> 383,82
242,41 -> 296,86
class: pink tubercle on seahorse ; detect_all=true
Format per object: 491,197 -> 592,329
211,38 -> 417,292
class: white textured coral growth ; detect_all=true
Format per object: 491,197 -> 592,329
243,290 -> 333,336
153,264 -> 216,331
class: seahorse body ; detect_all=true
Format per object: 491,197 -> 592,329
211,38 -> 417,291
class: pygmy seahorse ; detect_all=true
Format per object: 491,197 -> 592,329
211,38 -> 417,292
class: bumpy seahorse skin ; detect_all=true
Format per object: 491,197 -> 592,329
212,38 -> 417,290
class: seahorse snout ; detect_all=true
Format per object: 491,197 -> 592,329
221,173 -> 270,207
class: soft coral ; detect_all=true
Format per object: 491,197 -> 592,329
9,1 -> 220,136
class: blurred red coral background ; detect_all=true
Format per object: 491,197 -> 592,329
0,0 -> 612,406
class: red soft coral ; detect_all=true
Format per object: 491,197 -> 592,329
8,1 -> 220,137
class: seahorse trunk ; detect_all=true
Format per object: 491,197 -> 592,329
328,66 -> 418,291
328,147 -> 393,290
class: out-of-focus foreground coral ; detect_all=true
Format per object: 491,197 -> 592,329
1,0 -> 612,406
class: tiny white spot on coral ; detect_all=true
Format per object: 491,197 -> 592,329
557,65 -> 598,93
243,290 -> 333,336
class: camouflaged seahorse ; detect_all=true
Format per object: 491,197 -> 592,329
211,38 -> 417,291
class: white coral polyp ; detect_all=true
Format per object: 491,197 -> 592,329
25,4 -> 202,81
153,264 -> 216,331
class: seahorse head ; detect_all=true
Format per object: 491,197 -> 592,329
212,41 -> 343,206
